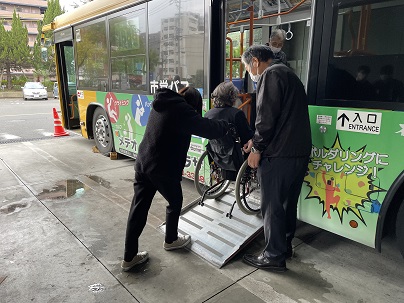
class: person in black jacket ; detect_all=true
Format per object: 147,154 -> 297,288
205,82 -> 254,180
122,87 -> 229,271
241,45 -> 312,272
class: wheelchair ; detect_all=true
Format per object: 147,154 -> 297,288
194,148 -> 261,218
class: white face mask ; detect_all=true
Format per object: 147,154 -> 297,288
249,72 -> 260,83
248,62 -> 260,82
270,45 -> 282,54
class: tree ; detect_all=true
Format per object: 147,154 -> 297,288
0,11 -> 32,89
33,0 -> 64,82
0,21 -> 7,85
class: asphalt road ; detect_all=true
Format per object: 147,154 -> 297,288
0,97 -> 62,144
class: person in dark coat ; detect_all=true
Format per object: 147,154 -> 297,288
204,82 -> 254,180
355,65 -> 377,101
241,45 -> 312,272
373,65 -> 404,102
122,87 -> 229,271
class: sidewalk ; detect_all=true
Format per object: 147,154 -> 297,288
1,136 -> 403,303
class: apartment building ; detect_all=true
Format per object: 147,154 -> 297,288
0,0 -> 48,47
160,12 -> 203,79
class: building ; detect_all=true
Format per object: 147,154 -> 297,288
159,12 -> 203,80
0,0 -> 48,81
0,0 -> 48,48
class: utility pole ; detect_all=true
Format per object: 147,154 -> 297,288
175,0 -> 181,76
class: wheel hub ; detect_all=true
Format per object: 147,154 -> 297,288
94,115 -> 109,148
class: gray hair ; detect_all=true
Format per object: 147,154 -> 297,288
211,82 -> 239,107
241,45 -> 274,66
270,28 -> 286,41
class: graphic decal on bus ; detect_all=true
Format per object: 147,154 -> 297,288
96,91 -> 205,176
131,94 -> 151,127
304,134 -> 387,225
105,92 -> 120,123
150,79 -> 189,94
397,124 -> 404,136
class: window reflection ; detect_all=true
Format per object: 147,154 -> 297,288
148,0 -> 205,95
326,0 -> 404,104
76,21 -> 108,91
109,7 -> 147,93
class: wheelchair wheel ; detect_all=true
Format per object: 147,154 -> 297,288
194,151 -> 230,199
235,160 -> 261,215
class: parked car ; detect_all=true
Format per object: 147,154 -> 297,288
22,82 -> 48,100
53,82 -> 59,99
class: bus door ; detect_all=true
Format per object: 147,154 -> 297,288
225,2 -> 312,126
54,28 -> 79,129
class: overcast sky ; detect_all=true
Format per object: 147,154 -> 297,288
59,0 -> 77,12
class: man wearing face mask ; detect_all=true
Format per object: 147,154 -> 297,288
241,45 -> 311,272
266,29 -> 288,66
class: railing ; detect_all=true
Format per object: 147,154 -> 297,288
238,93 -> 252,124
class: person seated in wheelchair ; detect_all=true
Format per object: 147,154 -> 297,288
205,82 -> 254,181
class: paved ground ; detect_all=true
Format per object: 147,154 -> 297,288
1,136 -> 404,303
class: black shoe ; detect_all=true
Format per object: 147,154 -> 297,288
243,254 -> 286,272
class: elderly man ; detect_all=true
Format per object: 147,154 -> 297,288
241,45 -> 311,272
267,28 -> 288,66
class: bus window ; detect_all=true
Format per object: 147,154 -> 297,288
276,21 -> 310,87
75,19 -> 108,91
109,6 -> 147,93
325,0 -> 404,104
148,0 -> 206,95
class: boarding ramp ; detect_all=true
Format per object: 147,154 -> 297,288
159,191 -> 263,268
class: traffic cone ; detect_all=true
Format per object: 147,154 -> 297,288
53,108 -> 69,137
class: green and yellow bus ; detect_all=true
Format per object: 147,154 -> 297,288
45,0 -> 404,258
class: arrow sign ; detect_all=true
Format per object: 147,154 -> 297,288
336,109 -> 382,135
337,113 -> 349,127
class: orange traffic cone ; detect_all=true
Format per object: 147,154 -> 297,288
53,108 -> 69,137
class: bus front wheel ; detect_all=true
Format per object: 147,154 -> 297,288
92,107 -> 114,155
396,201 -> 404,258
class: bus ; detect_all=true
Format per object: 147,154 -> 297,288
44,0 -> 404,258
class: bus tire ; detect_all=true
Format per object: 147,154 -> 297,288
396,201 -> 404,258
235,160 -> 261,215
92,107 -> 114,155
194,150 -> 230,199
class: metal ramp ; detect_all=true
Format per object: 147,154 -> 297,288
158,192 -> 263,268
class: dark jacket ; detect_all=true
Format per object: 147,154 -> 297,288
135,88 -> 228,179
204,106 -> 253,179
272,50 -> 288,66
254,64 -> 311,158
205,106 -> 253,146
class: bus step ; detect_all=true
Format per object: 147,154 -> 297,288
158,193 -> 263,268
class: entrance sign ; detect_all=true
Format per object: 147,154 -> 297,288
336,110 -> 382,135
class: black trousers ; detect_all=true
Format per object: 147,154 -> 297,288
258,157 -> 309,261
124,172 -> 183,261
